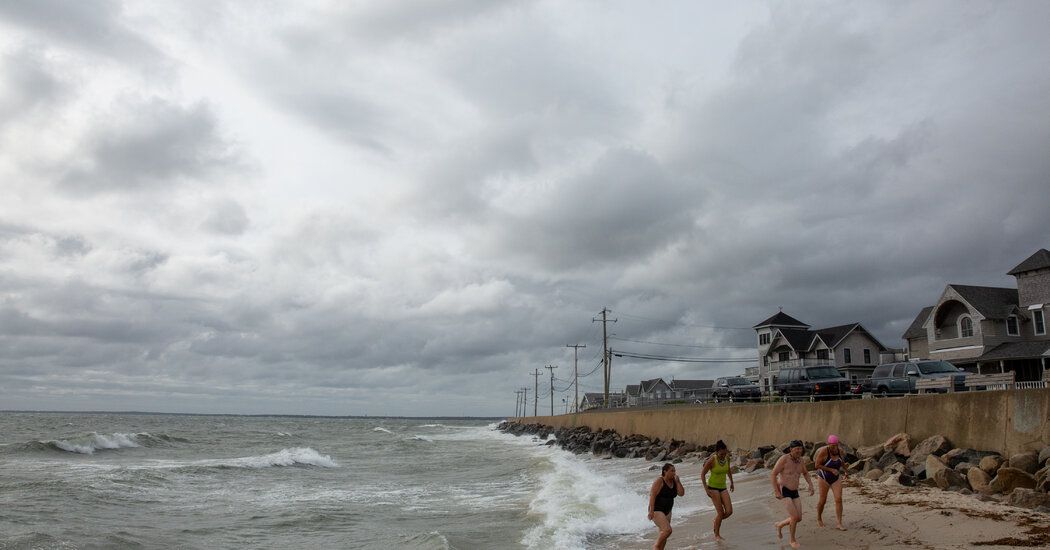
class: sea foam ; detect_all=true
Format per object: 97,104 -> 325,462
195,447 -> 339,469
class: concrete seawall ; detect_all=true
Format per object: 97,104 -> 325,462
515,389 -> 1050,455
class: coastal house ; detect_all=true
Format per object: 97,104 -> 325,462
902,249 -> 1050,381
637,378 -> 675,406
625,384 -> 640,407
578,392 -> 628,411
753,311 -> 888,393
669,379 -> 714,401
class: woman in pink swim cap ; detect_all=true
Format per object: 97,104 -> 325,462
813,434 -> 848,531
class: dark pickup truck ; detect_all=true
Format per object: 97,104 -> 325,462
774,366 -> 851,401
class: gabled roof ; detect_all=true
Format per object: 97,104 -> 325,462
753,311 -> 810,329
948,285 -> 1019,320
903,306 -> 934,340
670,379 -> 713,390
1008,249 -> 1050,276
815,322 -> 888,351
775,328 -> 816,351
625,384 -> 640,396
978,341 -> 1050,361
640,378 -> 669,393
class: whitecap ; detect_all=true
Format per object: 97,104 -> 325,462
194,447 -> 339,469
411,435 -> 433,442
373,427 -> 394,434
46,432 -> 142,455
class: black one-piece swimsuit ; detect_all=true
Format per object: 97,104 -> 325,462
654,478 -> 678,514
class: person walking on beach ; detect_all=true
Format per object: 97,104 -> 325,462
771,440 -> 815,549
700,440 -> 735,542
647,463 -> 684,550
814,434 -> 848,531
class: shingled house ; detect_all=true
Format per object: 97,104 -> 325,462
752,311 -> 888,393
902,249 -> 1050,381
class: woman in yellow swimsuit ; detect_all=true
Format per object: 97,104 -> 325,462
700,440 -> 735,541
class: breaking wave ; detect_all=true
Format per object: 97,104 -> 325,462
373,427 -> 394,434
185,447 -> 339,469
18,432 -> 187,455
411,435 -> 433,442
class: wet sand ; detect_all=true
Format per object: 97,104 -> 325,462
620,466 -> 1050,549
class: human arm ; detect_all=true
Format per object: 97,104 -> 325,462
802,460 -> 815,495
728,458 -> 735,492
770,456 -> 784,499
675,472 -> 685,496
648,478 -> 660,520
813,446 -> 834,475
700,456 -> 712,491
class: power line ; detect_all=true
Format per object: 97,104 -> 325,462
612,349 -> 755,363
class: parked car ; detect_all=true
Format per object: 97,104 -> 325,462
870,360 -> 966,396
774,366 -> 851,401
711,376 -> 762,402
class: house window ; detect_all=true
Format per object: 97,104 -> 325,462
763,356 -> 769,366
759,333 -> 770,345
1007,315 -> 1019,336
844,348 -> 852,364
960,316 -> 974,338
816,349 -> 829,361
778,351 -> 789,362
1036,310 -> 1046,336
863,349 -> 871,364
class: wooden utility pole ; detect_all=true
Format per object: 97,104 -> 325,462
531,369 -> 541,416
522,387 -> 528,417
566,344 -> 586,413
593,308 -> 617,407
545,364 -> 558,416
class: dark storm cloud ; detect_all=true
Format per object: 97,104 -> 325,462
59,99 -> 236,195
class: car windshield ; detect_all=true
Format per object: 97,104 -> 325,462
728,378 -> 749,386
807,367 -> 841,379
918,361 -> 959,374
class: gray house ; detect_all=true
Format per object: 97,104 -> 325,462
753,311 -> 888,392
669,379 -> 714,401
902,249 -> 1050,381
637,378 -> 675,406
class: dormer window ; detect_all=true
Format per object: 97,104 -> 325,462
759,333 -> 771,345
1007,315 -> 1019,336
959,316 -> 974,338
1036,310 -> 1046,336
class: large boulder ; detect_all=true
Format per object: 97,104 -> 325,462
907,435 -> 953,471
1037,446 -> 1050,467
968,467 -> 992,493
1007,488 -> 1050,510
765,455 -> 781,469
883,433 -> 912,457
865,468 -> 884,480
925,454 -> 948,481
988,467 -> 1037,494
943,448 -> 999,469
744,458 -> 762,473
979,455 -> 1005,475
1008,452 -> 1040,475
933,467 -> 968,491
877,450 -> 902,471
857,444 -> 884,460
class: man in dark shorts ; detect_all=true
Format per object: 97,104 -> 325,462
771,440 -> 815,549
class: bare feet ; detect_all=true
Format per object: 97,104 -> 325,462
775,522 -> 783,540
836,524 -> 847,531
714,534 -> 725,542
790,541 -> 800,549
816,517 -> 825,528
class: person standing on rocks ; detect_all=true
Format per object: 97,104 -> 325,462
647,462 -> 684,550
814,434 -> 848,531
772,440 -> 815,549
701,439 -> 735,542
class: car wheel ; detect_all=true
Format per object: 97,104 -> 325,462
878,387 -> 889,398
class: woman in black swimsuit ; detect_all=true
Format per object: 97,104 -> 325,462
647,463 -> 684,550
814,434 -> 848,530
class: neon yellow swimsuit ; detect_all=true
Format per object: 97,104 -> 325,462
707,455 -> 730,489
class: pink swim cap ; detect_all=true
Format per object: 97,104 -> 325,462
827,434 -> 839,445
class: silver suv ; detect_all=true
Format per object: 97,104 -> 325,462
870,360 -> 965,396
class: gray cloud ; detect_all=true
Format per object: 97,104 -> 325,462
1,1 -> 1049,416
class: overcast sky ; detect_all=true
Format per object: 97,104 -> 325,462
1,1 -> 1048,416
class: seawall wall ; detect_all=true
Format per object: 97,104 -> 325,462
515,389 -> 1050,455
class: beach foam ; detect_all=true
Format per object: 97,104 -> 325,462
521,452 -> 657,550
194,447 -> 339,469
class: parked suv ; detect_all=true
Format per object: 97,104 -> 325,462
711,376 -> 762,402
774,366 -> 851,401
870,360 -> 966,396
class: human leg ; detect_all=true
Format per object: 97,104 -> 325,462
708,490 -> 726,540
816,477 -> 829,527
652,511 -> 672,550
831,479 -> 845,530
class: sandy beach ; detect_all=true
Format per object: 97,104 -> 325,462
621,465 -> 1050,549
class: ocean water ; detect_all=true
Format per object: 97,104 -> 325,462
0,413 -> 707,549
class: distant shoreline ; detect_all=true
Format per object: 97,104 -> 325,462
0,410 -> 503,420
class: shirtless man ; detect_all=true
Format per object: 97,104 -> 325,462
771,440 -> 815,549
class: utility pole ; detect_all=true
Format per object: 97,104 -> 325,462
522,386 -> 528,417
514,390 -> 522,417
566,344 -> 586,413
593,308 -> 617,407
531,369 -> 541,416
545,364 -> 558,416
